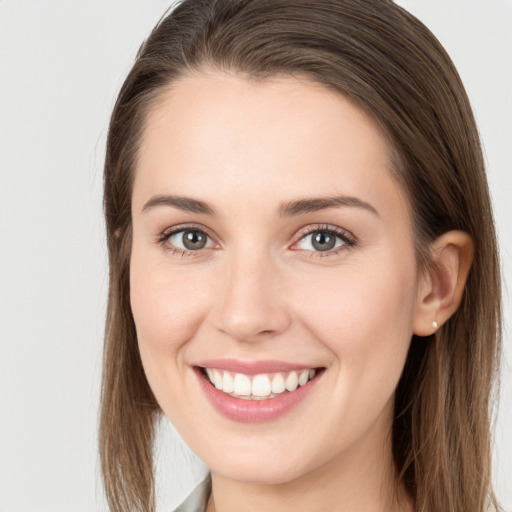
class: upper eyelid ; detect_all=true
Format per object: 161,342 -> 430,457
161,223 -> 215,238
297,224 -> 351,236
294,224 -> 356,243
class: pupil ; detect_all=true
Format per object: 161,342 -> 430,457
312,231 -> 335,251
183,230 -> 206,250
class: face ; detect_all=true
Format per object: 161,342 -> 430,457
130,71 -> 422,484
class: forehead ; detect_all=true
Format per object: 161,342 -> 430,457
133,71 -> 406,220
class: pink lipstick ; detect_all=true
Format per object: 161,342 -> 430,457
194,360 -> 324,423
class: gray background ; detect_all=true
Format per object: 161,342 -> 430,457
0,1 -> 510,510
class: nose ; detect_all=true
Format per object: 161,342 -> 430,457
213,249 -> 291,342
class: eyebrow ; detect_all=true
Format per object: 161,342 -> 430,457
142,195 -> 215,215
141,194 -> 379,218
279,195 -> 379,218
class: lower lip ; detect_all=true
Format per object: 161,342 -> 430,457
195,367 -> 323,423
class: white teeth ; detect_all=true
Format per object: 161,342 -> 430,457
298,369 -> 309,386
251,374 -> 272,397
203,367 -> 318,399
233,373 -> 251,396
285,371 -> 299,392
222,372 -> 234,393
213,370 -> 223,390
271,373 -> 285,394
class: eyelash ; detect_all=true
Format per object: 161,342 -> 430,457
157,223 -> 357,258
294,224 -> 357,257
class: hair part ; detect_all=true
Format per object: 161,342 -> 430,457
100,1 -> 502,511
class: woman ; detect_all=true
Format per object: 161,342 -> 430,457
99,1 -> 502,511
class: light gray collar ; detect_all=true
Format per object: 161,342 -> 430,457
174,473 -> 212,512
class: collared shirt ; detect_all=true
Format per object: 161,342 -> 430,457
173,474 -> 212,512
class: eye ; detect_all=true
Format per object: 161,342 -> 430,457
294,226 -> 355,254
297,230 -> 343,252
164,228 -> 215,252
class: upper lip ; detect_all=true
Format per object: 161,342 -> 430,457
194,358 -> 321,375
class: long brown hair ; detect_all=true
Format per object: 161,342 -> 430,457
99,1 -> 502,510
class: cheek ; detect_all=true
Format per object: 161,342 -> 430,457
129,257 -> 214,424
292,256 -> 417,393
285,257 -> 418,451
297,261 -> 415,339
130,259 -> 210,352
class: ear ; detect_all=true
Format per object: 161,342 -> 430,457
413,231 -> 474,336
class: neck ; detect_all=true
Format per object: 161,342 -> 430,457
205,427 -> 413,512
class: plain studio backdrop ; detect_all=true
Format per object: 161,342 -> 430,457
0,1 -> 510,511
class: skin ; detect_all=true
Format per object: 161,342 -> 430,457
129,71 -> 473,511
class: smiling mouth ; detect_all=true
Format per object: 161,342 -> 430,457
199,367 -> 324,401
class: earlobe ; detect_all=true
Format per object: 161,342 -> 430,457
413,231 -> 474,337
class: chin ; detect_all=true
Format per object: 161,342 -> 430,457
213,461 -> 305,485
202,442 -> 318,484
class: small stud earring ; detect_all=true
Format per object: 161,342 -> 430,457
432,321 -> 438,329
